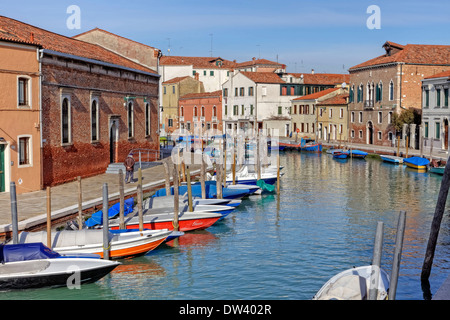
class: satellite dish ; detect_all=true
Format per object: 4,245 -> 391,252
342,82 -> 347,88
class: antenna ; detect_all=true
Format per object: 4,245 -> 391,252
209,33 -> 213,57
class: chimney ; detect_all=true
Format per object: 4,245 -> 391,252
195,72 -> 199,81
311,69 -> 315,74
30,32 -> 34,42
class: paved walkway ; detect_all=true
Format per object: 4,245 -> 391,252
0,157 -> 202,236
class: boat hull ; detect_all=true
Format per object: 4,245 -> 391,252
430,166 -> 445,175
380,155 -> 403,164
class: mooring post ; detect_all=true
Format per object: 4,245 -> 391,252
173,163 -> 180,231
10,182 -> 18,244
277,154 -> 280,194
200,156 -> 206,199
46,186 -> 52,248
119,169 -> 125,230
102,183 -> 110,260
389,211 -> 406,300
163,161 -> 171,196
186,165 -> 193,212
137,183 -> 143,232
421,156 -> 450,284
369,221 -> 384,300
77,176 -> 82,230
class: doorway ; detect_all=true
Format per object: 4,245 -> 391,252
444,119 -> 448,150
109,119 -> 119,163
367,121 -> 374,145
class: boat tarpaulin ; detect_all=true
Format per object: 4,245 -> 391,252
85,197 -> 134,228
0,243 -> 61,263
404,157 -> 430,166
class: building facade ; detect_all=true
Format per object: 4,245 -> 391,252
316,93 -> 349,143
348,41 -> 450,148
0,38 -> 41,194
421,71 -> 450,152
161,76 -> 204,136
179,91 -> 223,132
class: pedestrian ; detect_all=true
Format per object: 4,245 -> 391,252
124,154 -> 135,183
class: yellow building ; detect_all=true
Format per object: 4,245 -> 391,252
0,38 -> 41,193
316,92 -> 349,143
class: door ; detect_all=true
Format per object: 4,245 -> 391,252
0,145 -> 5,192
367,121 -> 374,145
110,120 -> 118,163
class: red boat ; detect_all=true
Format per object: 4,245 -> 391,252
108,210 -> 222,232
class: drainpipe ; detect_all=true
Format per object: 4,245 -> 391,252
38,48 -> 44,190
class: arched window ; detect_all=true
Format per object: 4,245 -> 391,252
145,103 -> 150,136
389,80 -> 394,101
128,101 -> 134,138
91,99 -> 99,141
213,106 -> 217,117
201,106 -> 205,117
180,106 -> 184,117
194,106 -> 198,117
61,97 -> 71,144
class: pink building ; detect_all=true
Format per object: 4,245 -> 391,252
179,91 -> 223,132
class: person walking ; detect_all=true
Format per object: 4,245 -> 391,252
124,154 -> 135,183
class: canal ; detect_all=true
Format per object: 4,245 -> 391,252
2,151 -> 449,300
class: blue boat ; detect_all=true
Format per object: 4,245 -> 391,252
85,198 -> 134,228
403,157 -> 430,170
332,151 -> 349,159
350,150 -> 368,159
153,184 -> 251,199
380,155 -> 403,164
299,138 -> 322,152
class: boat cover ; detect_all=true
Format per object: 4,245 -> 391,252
256,179 -> 275,193
0,243 -> 61,263
18,230 -> 115,248
85,198 -> 134,228
404,157 -> 430,166
317,274 -> 368,300
351,150 -> 368,155
153,184 -> 249,199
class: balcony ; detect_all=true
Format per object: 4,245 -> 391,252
179,116 -> 184,122
212,116 -> 217,122
364,100 -> 374,110
200,116 -> 205,122
193,116 -> 198,122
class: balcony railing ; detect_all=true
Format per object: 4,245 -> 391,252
193,116 -> 198,122
364,100 -> 374,109
212,116 -> 217,122
179,116 -> 184,122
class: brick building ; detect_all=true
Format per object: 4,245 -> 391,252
0,16 -> 160,188
179,91 -> 223,132
348,41 -> 450,148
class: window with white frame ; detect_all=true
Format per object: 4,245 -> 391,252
340,108 -> 344,118
359,111 -> 363,123
389,80 -> 394,101
378,131 -> 382,140
359,130 -> 363,138
18,76 -> 31,107
127,101 -> 134,138
378,111 -> 382,124
18,135 -> 32,166
61,95 -> 72,145
388,112 -> 392,124
145,102 -> 151,136
351,130 -> 355,138
351,111 -> 355,123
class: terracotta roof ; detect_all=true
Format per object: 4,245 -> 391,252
290,73 -> 350,85
0,16 -> 157,74
160,55 -> 237,69
179,90 -> 222,100
349,42 -> 450,71
162,76 -> 193,85
236,58 -> 283,68
240,71 -> 285,84
316,93 -> 349,106
293,87 -> 340,101
424,70 -> 450,80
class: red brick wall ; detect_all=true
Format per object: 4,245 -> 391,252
41,62 -> 159,186
179,95 -> 223,131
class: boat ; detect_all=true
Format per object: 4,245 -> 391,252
380,155 -> 403,164
0,242 -> 119,290
349,150 -> 368,159
299,138 -> 322,152
332,150 -> 349,159
429,166 -> 445,175
279,140 -> 302,150
18,228 -> 175,259
108,208 -> 223,232
403,157 -> 430,170
209,166 -> 281,186
153,183 -> 252,199
326,148 -> 342,154
312,265 -> 390,300
85,197 -> 134,228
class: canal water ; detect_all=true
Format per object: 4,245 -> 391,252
2,151 -> 450,300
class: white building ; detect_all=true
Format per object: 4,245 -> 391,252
421,70 -> 450,152
222,71 -> 296,137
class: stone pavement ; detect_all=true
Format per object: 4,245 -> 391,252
0,157 -> 202,236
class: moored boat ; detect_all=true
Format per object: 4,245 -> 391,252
429,166 -> 445,175
403,156 -> 430,170
0,243 -> 119,290
380,155 -> 403,164
332,150 -> 349,159
312,265 -> 390,300
350,150 -> 368,159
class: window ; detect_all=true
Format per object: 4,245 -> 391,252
378,131 -> 382,140
180,106 -> 184,117
436,122 -> 441,139
224,105 -> 227,115
250,105 -> 254,115
91,98 -> 99,141
351,111 -> 355,123
145,103 -> 151,136
233,105 -> 238,115
294,105 -> 297,114
201,106 -> 205,117
235,88 -> 238,96
388,132 -> 393,141
378,111 -> 382,124
18,77 -> 30,106
445,88 -> 449,107
248,87 -> 254,96
359,111 -> 363,123
376,82 -> 383,102
424,122 -> 429,138
241,105 -> 244,115
329,108 -> 332,118
351,130 -> 355,138
339,124 -> 343,134
168,119 -> 173,127
436,89 -> 441,107
210,71 -> 214,76
339,108 -> 344,118
163,86 -> 166,95
213,106 -> 217,117
194,107 -> 198,117
425,89 -> 429,107
349,85 -> 354,103
61,96 -> 71,144
127,101 -> 134,138
18,136 -> 31,166
278,106 -> 282,115
261,86 -> 267,96
388,112 -> 392,124
357,84 -> 363,102
359,130 -> 363,138
240,87 -> 245,96
223,88 -> 228,97
203,70 -> 207,76
389,81 -> 394,101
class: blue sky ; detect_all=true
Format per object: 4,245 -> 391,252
1,0 -> 449,73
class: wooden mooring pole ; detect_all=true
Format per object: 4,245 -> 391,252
186,165 -> 193,212
389,211 -> 406,300
421,156 -> 450,287
277,154 -> 280,194
200,156 -> 206,199
77,176 -> 82,230
119,169 -> 125,230
46,186 -> 52,248
102,183 -> 110,260
172,163 -> 180,231
10,182 -> 18,244
368,221 -> 384,300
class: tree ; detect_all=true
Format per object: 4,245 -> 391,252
391,108 -> 421,136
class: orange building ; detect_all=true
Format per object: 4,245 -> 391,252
0,37 -> 42,194
179,91 -> 223,132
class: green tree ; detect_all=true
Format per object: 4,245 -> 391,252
391,108 -> 421,136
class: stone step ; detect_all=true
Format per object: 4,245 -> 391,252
105,161 -> 162,174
